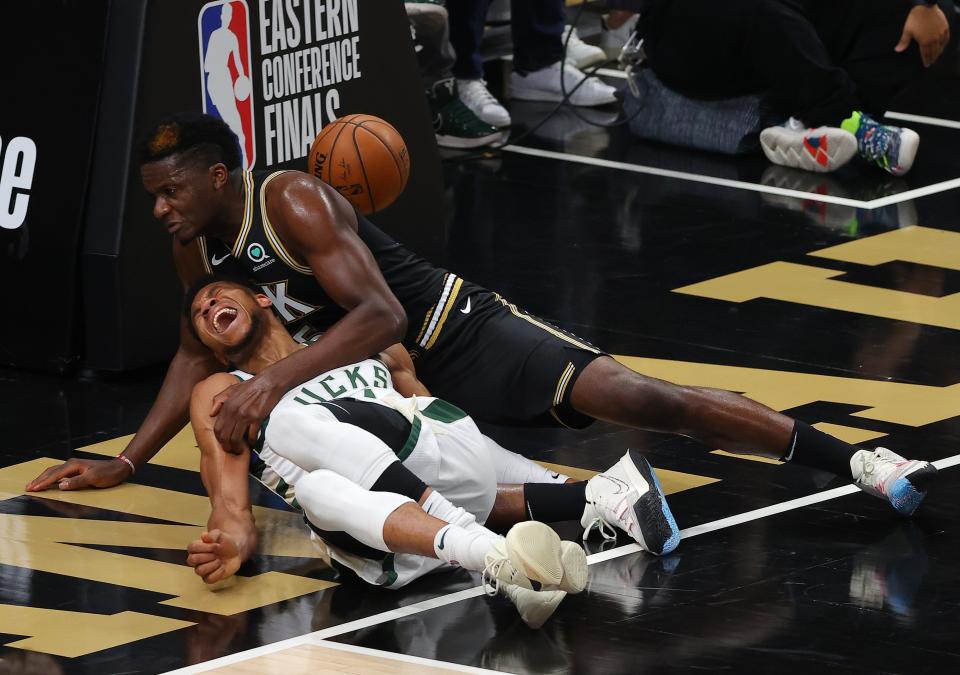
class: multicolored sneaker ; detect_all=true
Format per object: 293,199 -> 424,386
581,449 -> 681,556
427,78 -> 506,149
850,448 -> 937,516
760,117 -> 858,173
841,111 -> 919,176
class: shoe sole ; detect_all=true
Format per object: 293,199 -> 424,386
890,463 -> 938,516
889,128 -> 920,176
557,541 -> 588,594
505,521 -> 564,586
760,127 -> 857,173
506,586 -> 567,629
623,449 -> 681,556
435,130 -> 508,149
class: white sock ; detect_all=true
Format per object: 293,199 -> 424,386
433,523 -> 501,572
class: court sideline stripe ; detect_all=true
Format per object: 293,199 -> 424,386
502,144 -> 874,207
884,111 -> 960,130
166,452 -> 959,674
503,144 -> 960,208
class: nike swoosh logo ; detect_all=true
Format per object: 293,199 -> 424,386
460,297 -> 471,314
437,529 -> 448,550
211,253 -> 230,266
551,472 -> 560,480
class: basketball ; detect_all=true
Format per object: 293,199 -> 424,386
233,75 -> 251,101
307,114 -> 411,215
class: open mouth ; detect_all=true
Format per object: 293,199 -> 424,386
212,306 -> 238,334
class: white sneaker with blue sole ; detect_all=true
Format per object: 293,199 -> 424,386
581,449 -> 681,556
851,448 -> 937,516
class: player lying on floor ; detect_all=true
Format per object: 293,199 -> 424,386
184,275 -> 680,627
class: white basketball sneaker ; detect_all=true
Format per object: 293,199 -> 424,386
760,117 -> 858,173
484,521 -> 587,593
510,61 -> 618,106
851,448 -> 937,516
581,449 -> 681,556
562,25 -> 607,69
457,79 -> 512,128
499,584 -> 568,629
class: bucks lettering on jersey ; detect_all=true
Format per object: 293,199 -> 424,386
232,358 -> 396,511
198,170 -> 448,346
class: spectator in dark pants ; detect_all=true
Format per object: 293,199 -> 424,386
447,0 -> 617,129
406,1 -> 506,149
641,0 -> 951,174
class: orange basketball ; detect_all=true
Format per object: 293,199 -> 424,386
307,114 -> 411,215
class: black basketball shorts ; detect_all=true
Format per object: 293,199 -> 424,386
410,284 -> 606,429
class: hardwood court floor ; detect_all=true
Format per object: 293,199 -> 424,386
3,38 -> 960,675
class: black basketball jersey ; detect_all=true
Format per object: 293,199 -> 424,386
197,170 -> 451,346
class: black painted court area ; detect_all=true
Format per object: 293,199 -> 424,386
3,23 -> 960,675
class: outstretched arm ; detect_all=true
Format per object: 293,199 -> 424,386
211,174 -> 408,453
187,373 -> 259,584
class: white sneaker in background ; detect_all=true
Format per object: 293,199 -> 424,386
562,25 -> 607,69
510,61 -> 617,106
457,78 -> 512,128
760,117 -> 858,173
600,13 -> 639,59
851,448 -> 937,516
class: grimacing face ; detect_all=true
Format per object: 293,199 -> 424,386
189,281 -> 269,355
140,156 -> 223,244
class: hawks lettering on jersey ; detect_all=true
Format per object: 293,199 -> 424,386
259,281 -> 320,323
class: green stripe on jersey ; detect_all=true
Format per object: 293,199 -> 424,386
396,416 -> 422,462
421,399 -> 468,423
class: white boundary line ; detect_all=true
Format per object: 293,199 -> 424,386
502,145 -> 873,207
885,111 -> 960,130
168,452 -> 959,674
502,144 -> 960,208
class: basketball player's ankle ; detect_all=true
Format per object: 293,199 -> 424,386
433,524 -> 501,572
781,420 -> 858,477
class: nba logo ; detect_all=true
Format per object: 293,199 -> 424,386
198,0 -> 256,169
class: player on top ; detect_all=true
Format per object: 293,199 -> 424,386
27,112 -> 936,518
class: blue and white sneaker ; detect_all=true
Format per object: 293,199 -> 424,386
581,449 -> 681,555
851,448 -> 937,516
842,111 -> 919,176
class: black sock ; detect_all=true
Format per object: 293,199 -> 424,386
782,421 -> 859,477
523,482 -> 587,523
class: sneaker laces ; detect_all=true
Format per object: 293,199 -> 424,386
460,80 -> 499,109
482,557 -> 509,596
858,449 -> 908,496
582,512 -> 618,542
855,115 -> 896,167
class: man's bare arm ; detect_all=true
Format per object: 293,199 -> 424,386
211,174 -> 408,452
187,374 -> 258,584
27,240 -> 220,491
380,344 -> 431,397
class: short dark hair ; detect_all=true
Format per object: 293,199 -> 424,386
182,273 -> 263,341
138,112 -> 242,170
